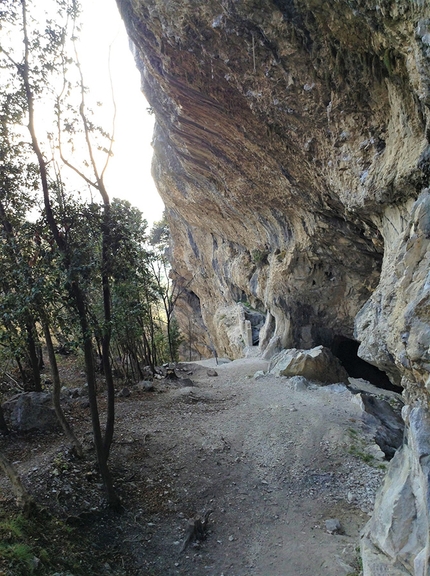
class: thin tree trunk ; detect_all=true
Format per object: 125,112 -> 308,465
20,0 -> 119,508
41,318 -> 83,458
101,204 -> 115,460
0,449 -> 34,515
128,346 -> 144,380
137,340 -> 149,372
36,342 -> 44,371
0,405 -> 9,435
162,293 -> 175,363
141,328 -> 155,375
72,284 -> 120,509
16,356 -> 26,387
146,302 -> 157,368
25,320 -> 42,391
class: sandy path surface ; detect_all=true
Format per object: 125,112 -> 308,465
111,357 -> 387,576
0,356 -> 391,575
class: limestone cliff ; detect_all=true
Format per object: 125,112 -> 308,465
116,0 -> 430,573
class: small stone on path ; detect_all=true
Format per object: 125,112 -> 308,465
137,380 -> 154,392
325,518 -> 342,534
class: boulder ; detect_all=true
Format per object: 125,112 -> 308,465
172,387 -> 214,403
269,346 -> 349,384
2,392 -> 59,432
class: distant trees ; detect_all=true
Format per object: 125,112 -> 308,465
0,0 -> 182,510
149,213 -> 188,363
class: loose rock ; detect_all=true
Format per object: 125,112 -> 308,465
325,518 -> 343,535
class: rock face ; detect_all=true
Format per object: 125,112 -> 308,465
361,406 -> 430,576
117,0 -> 429,361
116,0 -> 430,573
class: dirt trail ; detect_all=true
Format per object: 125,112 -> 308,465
111,357 -> 386,576
0,356 -> 390,575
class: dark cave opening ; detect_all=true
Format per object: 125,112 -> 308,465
244,308 -> 265,346
331,336 -> 402,393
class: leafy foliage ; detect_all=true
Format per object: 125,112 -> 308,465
0,507 -> 107,576
0,0 -> 181,509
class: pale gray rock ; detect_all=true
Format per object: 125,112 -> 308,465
351,393 -> 404,459
325,518 -> 342,535
287,375 -> 310,391
261,335 -> 282,361
269,346 -> 349,384
323,383 -> 349,394
258,313 -> 277,357
355,192 -> 430,390
348,378 -> 401,401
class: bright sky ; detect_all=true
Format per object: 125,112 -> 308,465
78,0 -> 164,226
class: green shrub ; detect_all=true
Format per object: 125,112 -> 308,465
250,249 -> 268,265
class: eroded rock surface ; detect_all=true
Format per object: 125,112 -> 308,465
117,0 -> 429,360
361,406 -> 430,576
116,0 -> 430,573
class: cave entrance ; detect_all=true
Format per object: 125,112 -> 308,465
243,307 -> 265,346
331,336 -> 402,393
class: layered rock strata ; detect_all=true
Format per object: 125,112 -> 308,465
116,0 -> 430,573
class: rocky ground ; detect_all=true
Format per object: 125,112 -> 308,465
0,356 -> 403,576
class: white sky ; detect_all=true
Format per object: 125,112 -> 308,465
78,0 -> 164,226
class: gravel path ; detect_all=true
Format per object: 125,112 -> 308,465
111,357 -> 388,576
0,356 -> 392,575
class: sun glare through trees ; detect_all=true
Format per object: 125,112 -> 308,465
0,0 -> 178,515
